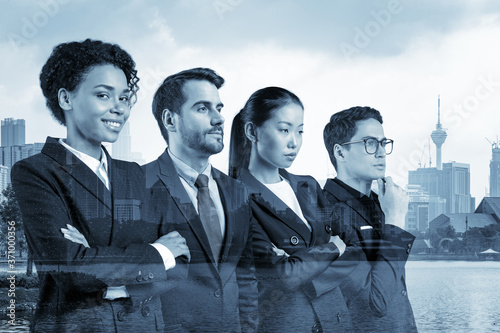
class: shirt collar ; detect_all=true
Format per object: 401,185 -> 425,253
59,138 -> 108,174
333,177 -> 372,200
168,148 -> 211,187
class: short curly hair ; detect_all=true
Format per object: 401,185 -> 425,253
39,39 -> 140,126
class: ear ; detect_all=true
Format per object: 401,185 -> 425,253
334,144 -> 346,161
244,122 -> 258,143
162,109 -> 176,133
58,88 -> 72,111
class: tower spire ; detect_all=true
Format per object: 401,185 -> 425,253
431,94 -> 447,170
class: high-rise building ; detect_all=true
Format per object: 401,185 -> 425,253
1,118 -> 25,147
441,162 -> 474,213
405,184 -> 446,232
490,140 -> 500,197
0,165 -> 9,196
111,121 -> 132,161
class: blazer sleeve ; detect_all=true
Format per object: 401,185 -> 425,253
251,204 -> 342,293
11,159 -> 167,294
311,222 -> 415,317
236,214 -> 259,333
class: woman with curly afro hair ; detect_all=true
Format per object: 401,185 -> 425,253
11,39 -> 188,332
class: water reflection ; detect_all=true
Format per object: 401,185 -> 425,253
3,261 -> 500,332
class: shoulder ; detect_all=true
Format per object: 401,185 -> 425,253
12,152 -> 55,179
213,167 -> 250,201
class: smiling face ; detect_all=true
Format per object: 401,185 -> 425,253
338,118 -> 387,182
63,64 -> 131,156
253,103 -> 304,171
168,79 -> 225,161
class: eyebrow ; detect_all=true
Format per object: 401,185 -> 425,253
360,136 -> 387,140
93,84 -> 130,94
277,121 -> 304,126
193,101 -> 224,109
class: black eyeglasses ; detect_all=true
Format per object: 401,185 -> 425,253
340,137 -> 393,155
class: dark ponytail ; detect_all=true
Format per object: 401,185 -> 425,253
229,110 -> 251,179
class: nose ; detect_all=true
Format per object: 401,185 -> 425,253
288,133 -> 298,149
375,142 -> 386,158
211,108 -> 225,126
111,97 -> 127,115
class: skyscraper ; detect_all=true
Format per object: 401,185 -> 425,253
111,121 -> 132,161
490,140 -> 500,197
430,96 -> 447,170
441,162 -> 474,213
1,118 -> 25,147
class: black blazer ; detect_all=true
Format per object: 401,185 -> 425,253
238,169 -> 356,333
323,178 -> 418,333
143,151 -> 258,333
11,137 -> 168,333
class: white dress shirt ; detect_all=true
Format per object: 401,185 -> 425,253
168,149 -> 226,236
264,178 -> 311,231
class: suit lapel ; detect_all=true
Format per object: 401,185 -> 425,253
281,170 -> 323,244
156,152 -> 219,269
43,137 -> 112,211
240,169 -> 312,245
212,169 -> 233,263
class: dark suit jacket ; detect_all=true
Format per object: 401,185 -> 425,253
323,178 -> 418,333
143,151 -> 258,333
238,169 -> 358,333
11,137 -> 168,333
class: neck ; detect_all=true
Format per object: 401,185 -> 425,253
248,151 -> 281,184
169,143 -> 209,174
336,173 -> 372,196
65,136 -> 102,160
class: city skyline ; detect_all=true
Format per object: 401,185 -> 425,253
1,1 -> 499,203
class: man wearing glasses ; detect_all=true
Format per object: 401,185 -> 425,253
322,106 -> 418,332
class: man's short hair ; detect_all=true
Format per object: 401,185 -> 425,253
323,106 -> 383,170
152,67 -> 224,143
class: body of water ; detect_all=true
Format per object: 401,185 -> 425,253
407,260 -> 500,332
2,260 -> 500,332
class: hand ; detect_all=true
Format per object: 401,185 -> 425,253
377,176 -> 408,229
155,231 -> 191,262
329,235 -> 346,256
61,224 -> 89,248
271,243 -> 289,257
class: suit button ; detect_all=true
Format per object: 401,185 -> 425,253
311,323 -> 322,333
214,289 -> 221,298
136,271 -> 142,282
290,236 -> 299,245
402,290 -> 407,296
117,311 -> 126,322
141,306 -> 151,317
337,312 -> 342,322
148,272 -> 154,279
325,225 -> 332,234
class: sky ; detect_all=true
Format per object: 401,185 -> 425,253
1,0 -> 499,204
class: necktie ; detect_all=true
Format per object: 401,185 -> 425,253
97,160 -> 110,190
195,174 -> 222,262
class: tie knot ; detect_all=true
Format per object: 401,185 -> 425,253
195,174 -> 209,189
